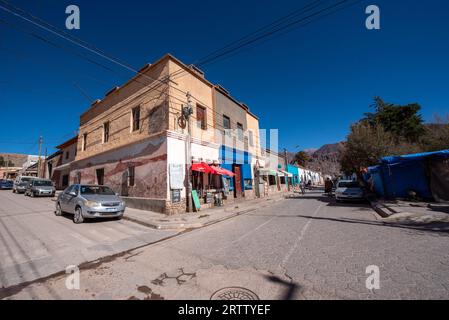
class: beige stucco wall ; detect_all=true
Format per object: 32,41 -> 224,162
246,113 -> 262,163
61,142 -> 77,165
167,59 -> 215,144
75,58 -> 170,161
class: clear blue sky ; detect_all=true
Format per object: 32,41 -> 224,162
1,0 -> 448,156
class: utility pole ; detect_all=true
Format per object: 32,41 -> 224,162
37,136 -> 43,178
183,92 -> 194,213
284,148 -> 290,191
43,147 -> 48,178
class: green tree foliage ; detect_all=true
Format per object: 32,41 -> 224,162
340,97 -> 435,175
363,97 -> 425,143
0,156 -> 15,167
340,122 -> 395,174
293,151 -> 310,167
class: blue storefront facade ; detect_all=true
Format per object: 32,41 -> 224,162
220,145 -> 254,198
286,164 -> 300,186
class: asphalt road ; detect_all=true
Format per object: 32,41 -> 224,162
3,189 -> 449,299
0,190 -> 177,290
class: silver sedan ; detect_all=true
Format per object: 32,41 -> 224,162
55,184 -> 126,224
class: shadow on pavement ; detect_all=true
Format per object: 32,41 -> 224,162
288,193 -> 371,210
265,274 -> 300,300
59,212 -> 119,224
428,204 -> 449,215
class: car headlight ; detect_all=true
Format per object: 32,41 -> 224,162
85,200 -> 100,207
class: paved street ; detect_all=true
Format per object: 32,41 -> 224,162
0,190 -> 178,292
2,189 -> 449,300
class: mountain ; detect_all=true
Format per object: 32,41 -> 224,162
307,142 -> 345,177
0,153 -> 29,167
288,142 -> 345,177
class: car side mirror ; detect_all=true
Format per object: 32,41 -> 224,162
69,191 -> 77,197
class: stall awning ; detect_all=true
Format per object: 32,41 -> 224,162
192,162 -> 212,173
53,162 -> 71,171
192,163 -> 235,176
212,166 -> 235,177
259,169 -> 278,176
278,170 -> 293,177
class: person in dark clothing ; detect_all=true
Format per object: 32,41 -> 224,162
324,178 -> 334,195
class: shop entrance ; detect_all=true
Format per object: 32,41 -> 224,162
234,165 -> 243,198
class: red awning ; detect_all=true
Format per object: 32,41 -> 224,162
191,162 -> 213,173
210,166 -> 235,177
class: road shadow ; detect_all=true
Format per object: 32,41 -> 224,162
428,204 -> 449,215
288,193 -> 371,210
59,212 -> 119,224
291,213 -> 449,236
265,274 -> 301,300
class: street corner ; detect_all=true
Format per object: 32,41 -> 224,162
142,265 -> 296,300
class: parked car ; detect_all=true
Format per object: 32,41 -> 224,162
13,176 -> 34,194
24,178 -> 56,197
0,179 -> 13,190
55,184 -> 126,224
335,180 -> 365,202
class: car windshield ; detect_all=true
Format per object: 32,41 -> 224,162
21,178 -> 31,183
338,181 -> 360,188
80,186 -> 115,195
34,180 -> 52,186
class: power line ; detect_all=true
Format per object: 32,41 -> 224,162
0,0 -> 180,94
0,16 -> 187,110
1,0 -> 363,133
189,0 -> 324,66
162,0 -> 363,92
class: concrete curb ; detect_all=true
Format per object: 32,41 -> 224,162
123,195 -> 288,230
369,200 -> 398,218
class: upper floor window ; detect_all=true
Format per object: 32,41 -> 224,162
65,151 -> 70,160
103,121 -> 110,143
248,130 -> 254,147
196,105 -> 207,130
82,133 -> 87,151
131,106 -> 140,132
237,122 -> 244,141
223,115 -> 231,136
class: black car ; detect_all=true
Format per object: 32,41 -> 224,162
0,179 -> 14,190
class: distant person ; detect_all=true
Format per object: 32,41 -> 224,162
325,177 -> 333,195
300,180 -> 306,195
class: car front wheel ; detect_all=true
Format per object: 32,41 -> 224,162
55,203 -> 62,216
73,207 -> 84,224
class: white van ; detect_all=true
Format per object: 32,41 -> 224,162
13,176 -> 35,194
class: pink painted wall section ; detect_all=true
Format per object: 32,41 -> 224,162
70,135 -> 168,199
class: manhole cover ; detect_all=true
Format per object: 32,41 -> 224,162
210,287 -> 260,300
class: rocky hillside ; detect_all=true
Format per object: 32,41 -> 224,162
0,153 -> 29,167
307,142 -> 345,177
288,142 -> 345,177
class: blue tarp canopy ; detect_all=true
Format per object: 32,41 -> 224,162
375,149 -> 449,200
381,150 -> 449,164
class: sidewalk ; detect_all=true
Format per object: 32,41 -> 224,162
370,199 -> 449,226
123,192 -> 290,230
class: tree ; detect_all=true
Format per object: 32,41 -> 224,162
363,97 -> 425,143
340,122 -> 396,175
420,114 -> 449,152
293,151 -> 310,167
0,156 -> 15,167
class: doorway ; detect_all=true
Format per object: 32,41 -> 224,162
233,165 -> 242,198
